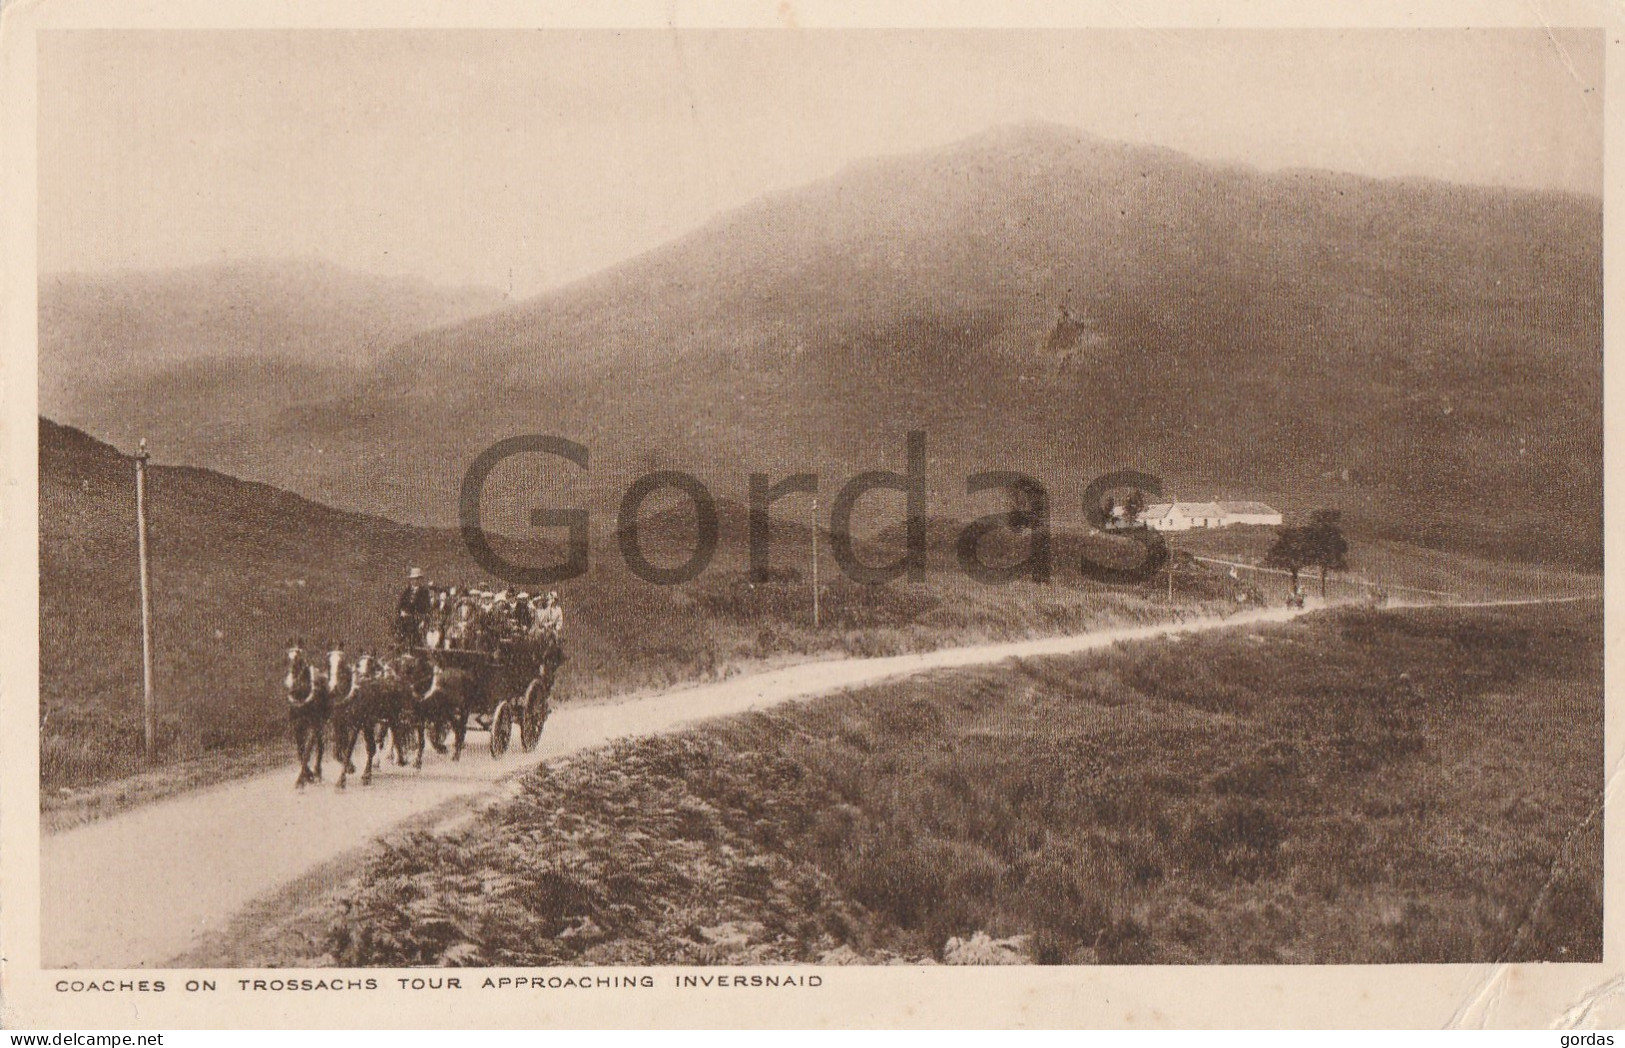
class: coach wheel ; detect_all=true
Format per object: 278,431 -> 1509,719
490,701 -> 513,759
520,679 -> 551,753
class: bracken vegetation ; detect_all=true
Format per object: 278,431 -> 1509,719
252,601 -> 1599,967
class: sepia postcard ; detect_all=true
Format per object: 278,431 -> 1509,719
0,0 -> 1619,1030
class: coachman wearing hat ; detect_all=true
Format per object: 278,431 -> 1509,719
397,567 -> 433,646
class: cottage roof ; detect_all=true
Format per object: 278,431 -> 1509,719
1217,501 -> 1279,515
1143,502 -> 1225,519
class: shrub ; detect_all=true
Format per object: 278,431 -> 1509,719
1186,798 -> 1286,880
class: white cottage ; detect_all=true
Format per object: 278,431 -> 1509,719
1139,502 -> 1224,531
1136,500 -> 1282,531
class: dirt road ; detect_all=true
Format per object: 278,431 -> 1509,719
36,601 -> 1481,968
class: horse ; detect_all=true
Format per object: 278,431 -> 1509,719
325,645 -> 353,706
378,651 -> 435,765
322,644 -> 358,775
413,659 -> 476,769
284,641 -> 330,788
330,651 -> 415,789
532,624 -> 565,675
349,651 -> 400,764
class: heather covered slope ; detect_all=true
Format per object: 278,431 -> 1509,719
153,123 -> 1598,566
39,418 -> 476,784
39,417 -> 1240,794
42,127 -> 1599,566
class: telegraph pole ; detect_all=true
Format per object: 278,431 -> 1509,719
135,439 -> 157,761
811,496 -> 821,629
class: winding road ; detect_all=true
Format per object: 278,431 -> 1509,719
41,598 -> 1589,968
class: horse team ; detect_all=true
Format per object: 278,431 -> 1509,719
282,642 -> 486,789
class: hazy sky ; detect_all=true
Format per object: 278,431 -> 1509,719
40,28 -> 1603,297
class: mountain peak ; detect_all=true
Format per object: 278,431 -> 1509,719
961,119 -> 1102,148
939,120 -> 1181,163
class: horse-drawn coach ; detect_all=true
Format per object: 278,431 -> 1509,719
413,630 -> 561,759
283,574 -> 565,788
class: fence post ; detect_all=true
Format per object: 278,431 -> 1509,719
811,496 -> 821,628
135,439 -> 157,762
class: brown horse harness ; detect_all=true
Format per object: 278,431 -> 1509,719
285,651 -> 321,709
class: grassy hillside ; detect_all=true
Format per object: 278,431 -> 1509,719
41,418 -> 472,787
41,257 -> 506,375
41,418 -> 1249,796
38,258 -> 507,478
1165,525 -> 1601,603
245,601 -> 1599,967
60,124 -> 1598,568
